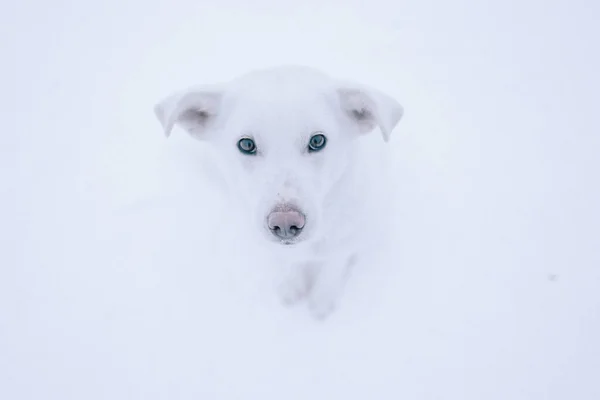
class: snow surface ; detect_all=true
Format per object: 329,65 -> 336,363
2,0 -> 599,399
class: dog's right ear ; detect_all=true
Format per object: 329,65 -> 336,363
153,86 -> 223,138
336,82 -> 404,143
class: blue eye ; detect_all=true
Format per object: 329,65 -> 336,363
237,137 -> 257,155
308,133 -> 327,152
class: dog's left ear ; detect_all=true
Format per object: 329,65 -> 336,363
337,83 -> 404,142
153,85 -> 223,138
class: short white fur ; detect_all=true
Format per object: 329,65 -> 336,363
154,65 -> 404,319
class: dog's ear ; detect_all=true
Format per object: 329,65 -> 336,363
154,86 -> 223,138
337,83 -> 404,142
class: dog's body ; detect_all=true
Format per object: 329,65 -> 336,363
154,66 -> 403,319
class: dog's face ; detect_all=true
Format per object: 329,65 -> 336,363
154,66 -> 403,247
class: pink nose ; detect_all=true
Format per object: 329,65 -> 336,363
267,207 -> 306,240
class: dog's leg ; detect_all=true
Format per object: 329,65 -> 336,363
277,261 -> 318,306
307,253 -> 355,319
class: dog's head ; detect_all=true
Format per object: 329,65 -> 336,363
154,66 -> 403,247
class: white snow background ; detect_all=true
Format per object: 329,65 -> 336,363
2,0 -> 599,399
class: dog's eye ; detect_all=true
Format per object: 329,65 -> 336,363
237,137 -> 257,155
308,133 -> 327,152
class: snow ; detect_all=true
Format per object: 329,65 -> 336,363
2,0 -> 599,399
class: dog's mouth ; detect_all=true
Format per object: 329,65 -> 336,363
264,228 -> 306,246
277,238 -> 301,246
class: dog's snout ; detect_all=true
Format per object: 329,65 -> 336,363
267,207 -> 306,240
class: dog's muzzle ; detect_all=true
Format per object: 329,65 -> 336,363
267,205 -> 306,243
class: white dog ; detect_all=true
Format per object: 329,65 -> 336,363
154,65 -> 404,319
